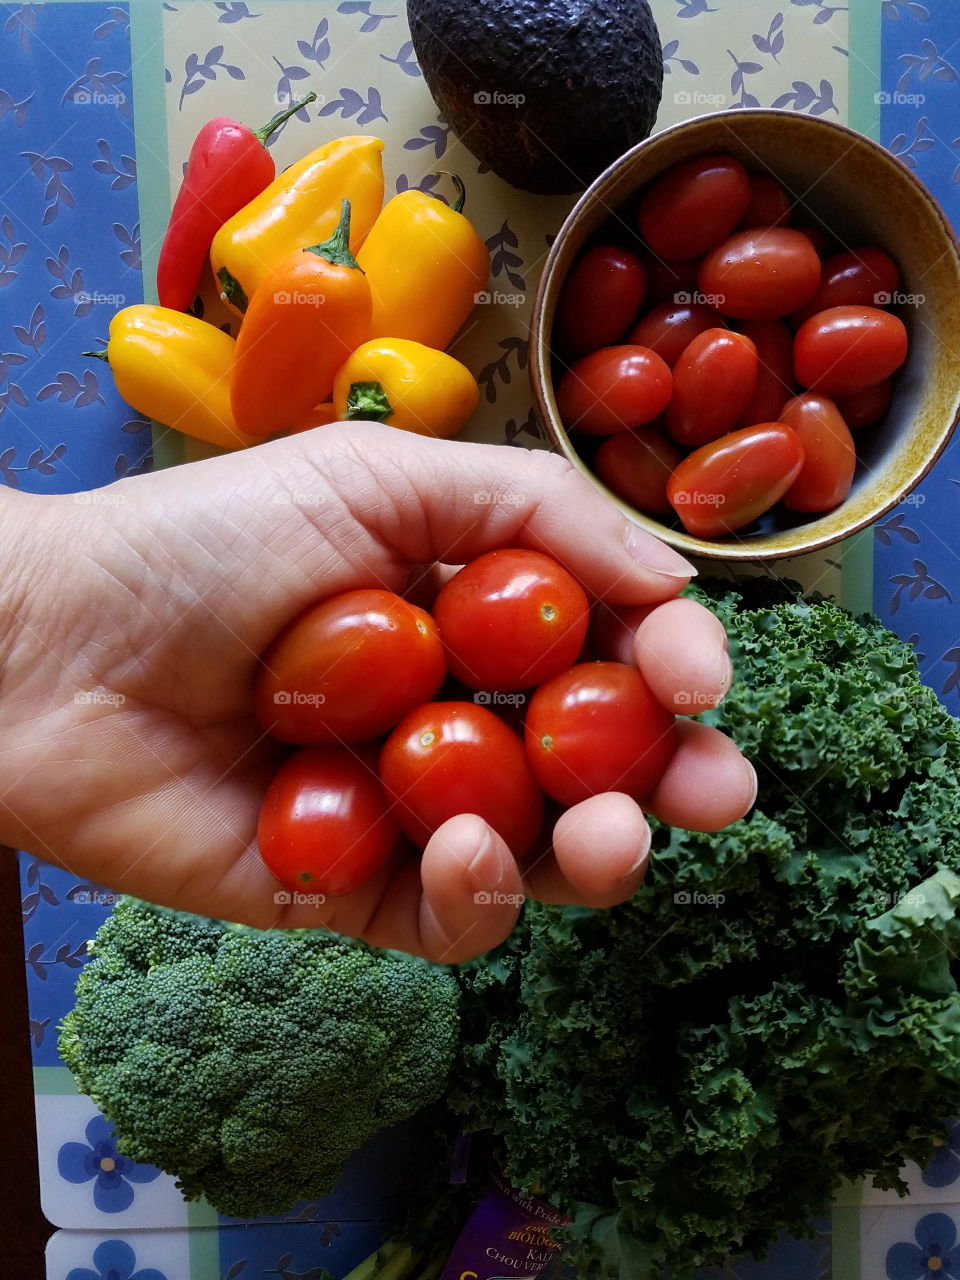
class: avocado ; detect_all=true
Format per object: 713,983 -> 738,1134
406,0 -> 664,195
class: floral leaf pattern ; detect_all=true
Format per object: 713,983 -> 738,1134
380,40 -> 420,77
0,86 -> 34,126
336,1 -> 396,34
317,85 -> 387,126
178,44 -> 245,108
93,137 -> 136,190
21,149 -> 75,223
215,2 -> 259,21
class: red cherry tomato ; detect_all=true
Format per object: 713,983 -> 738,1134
255,589 -> 446,745
639,252 -> 702,307
594,426 -> 681,517
790,247 -> 901,327
699,228 -> 821,320
628,301 -> 723,367
525,662 -> 678,806
794,305 -> 908,396
778,393 -> 856,513
739,174 -> 792,228
556,345 -> 673,435
735,318 -> 795,427
638,154 -> 752,260
258,746 -> 398,897
380,702 -> 543,855
835,378 -> 893,429
553,245 -> 647,359
433,549 -> 589,692
666,422 -> 805,537
667,328 -> 758,447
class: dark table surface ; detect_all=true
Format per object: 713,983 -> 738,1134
2,846 -> 52,1278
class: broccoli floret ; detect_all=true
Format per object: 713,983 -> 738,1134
60,900 -> 460,1219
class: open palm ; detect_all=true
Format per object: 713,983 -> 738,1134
0,424 -> 755,961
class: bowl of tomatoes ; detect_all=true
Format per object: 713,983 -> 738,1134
530,109 -> 960,561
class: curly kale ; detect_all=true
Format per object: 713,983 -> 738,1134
60,900 -> 460,1219
452,583 -> 960,1278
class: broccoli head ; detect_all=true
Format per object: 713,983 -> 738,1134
60,899 -> 460,1219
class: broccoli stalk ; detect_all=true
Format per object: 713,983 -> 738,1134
60,900 -> 461,1219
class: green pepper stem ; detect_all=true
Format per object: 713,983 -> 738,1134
345,380 -> 394,423
82,349 -> 109,362
434,171 -> 466,213
217,266 -> 249,313
305,199 -> 362,270
254,92 -> 318,145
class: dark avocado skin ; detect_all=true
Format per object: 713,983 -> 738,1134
406,0 -> 664,195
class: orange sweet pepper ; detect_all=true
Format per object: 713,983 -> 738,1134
230,200 -> 372,436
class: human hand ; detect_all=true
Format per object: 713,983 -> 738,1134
0,424 -> 755,961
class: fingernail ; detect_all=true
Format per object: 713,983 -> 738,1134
622,846 -> 650,882
742,759 -> 759,811
466,823 -> 504,888
716,650 -> 735,697
625,527 -> 698,579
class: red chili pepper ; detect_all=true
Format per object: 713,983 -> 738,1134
156,93 -> 317,313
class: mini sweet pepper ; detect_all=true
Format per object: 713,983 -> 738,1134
85,305 -> 259,451
332,338 -> 480,438
230,200 -> 372,436
356,173 -> 490,351
156,93 -> 316,313
210,134 -> 384,315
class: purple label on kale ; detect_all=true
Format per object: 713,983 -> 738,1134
439,1172 -> 569,1280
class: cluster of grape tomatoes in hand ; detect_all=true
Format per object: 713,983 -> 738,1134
254,549 -> 679,899
553,154 -> 909,539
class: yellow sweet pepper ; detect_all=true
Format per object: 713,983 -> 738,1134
356,173 -> 490,351
86,305 -> 260,450
210,134 -> 384,315
332,339 -> 480,439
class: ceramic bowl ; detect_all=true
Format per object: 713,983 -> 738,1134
530,109 -> 960,561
